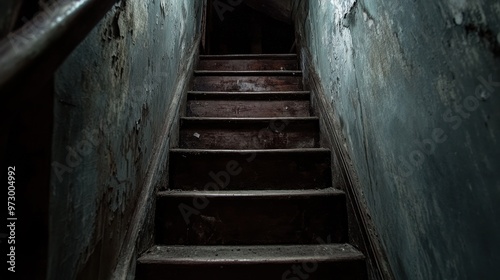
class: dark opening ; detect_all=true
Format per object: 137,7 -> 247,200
204,0 -> 295,54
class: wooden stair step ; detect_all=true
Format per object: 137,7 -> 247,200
199,54 -> 298,59
198,58 -> 299,71
187,91 -> 311,117
169,148 -> 332,190
179,117 -> 319,149
187,91 -> 310,100
155,188 -> 347,245
192,76 -> 303,92
194,70 -> 302,76
137,244 -> 366,280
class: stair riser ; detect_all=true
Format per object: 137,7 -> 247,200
193,76 -> 303,91
188,91 -> 311,100
200,54 -> 297,59
198,59 -> 299,71
137,261 -> 367,280
179,120 -> 319,149
187,100 -> 311,117
169,150 -> 332,190
156,194 -> 347,245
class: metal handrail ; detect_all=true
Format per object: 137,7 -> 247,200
0,0 -> 118,94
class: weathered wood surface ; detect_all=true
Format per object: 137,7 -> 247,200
193,76 -> 303,91
198,59 -> 299,71
179,117 -> 319,149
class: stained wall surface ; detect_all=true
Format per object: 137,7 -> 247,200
294,0 -> 500,279
49,1 -> 203,279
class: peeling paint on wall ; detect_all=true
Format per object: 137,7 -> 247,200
295,0 -> 500,279
49,1 -> 203,279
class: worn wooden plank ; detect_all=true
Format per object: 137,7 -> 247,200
187,92 -> 311,117
198,59 -> 299,71
192,76 -> 303,91
188,91 -> 310,100
188,99 -> 310,117
199,54 -> 297,59
179,117 -> 319,149
137,244 -> 366,280
194,70 -> 302,76
168,149 -> 332,190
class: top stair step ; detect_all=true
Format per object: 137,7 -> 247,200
198,54 -> 299,71
200,54 -> 298,59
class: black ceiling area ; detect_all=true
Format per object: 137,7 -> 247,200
204,0 -> 295,54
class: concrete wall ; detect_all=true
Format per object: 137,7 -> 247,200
49,0 -> 203,279
294,0 -> 500,279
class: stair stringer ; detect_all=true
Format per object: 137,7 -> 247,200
298,47 -> 395,280
110,36 -> 202,280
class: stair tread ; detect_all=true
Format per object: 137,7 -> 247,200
193,76 -> 302,91
181,116 -> 318,122
188,91 -> 310,100
188,91 -> 310,94
158,188 -> 343,198
170,148 -> 329,153
138,244 -> 364,264
194,70 -> 302,76
179,117 -> 319,149
200,54 -> 297,60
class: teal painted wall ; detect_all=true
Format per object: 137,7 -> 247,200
49,1 -> 203,279
294,0 -> 500,279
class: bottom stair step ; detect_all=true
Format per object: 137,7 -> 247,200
136,244 -> 367,280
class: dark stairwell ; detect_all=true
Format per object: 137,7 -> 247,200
136,54 -> 367,279
1,0 -> 499,280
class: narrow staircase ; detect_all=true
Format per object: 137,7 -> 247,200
136,54 -> 367,279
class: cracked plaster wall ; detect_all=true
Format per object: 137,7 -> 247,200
49,1 -> 203,279
294,0 -> 500,279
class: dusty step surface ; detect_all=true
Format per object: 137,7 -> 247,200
199,54 -> 298,59
192,76 -> 303,92
136,244 -> 366,280
179,117 -> 320,149
188,91 -> 310,99
194,70 -> 302,76
168,148 -> 332,190
198,57 -> 299,71
187,91 -> 311,117
155,189 -> 347,245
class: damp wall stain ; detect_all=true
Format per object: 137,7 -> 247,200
294,0 -> 500,279
49,1 -> 203,279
